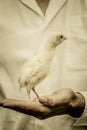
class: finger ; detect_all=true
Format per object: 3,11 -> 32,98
38,89 -> 59,106
39,96 -> 56,107
0,99 -> 52,119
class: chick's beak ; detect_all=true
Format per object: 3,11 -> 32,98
63,36 -> 67,40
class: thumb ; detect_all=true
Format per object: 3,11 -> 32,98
39,97 -> 48,105
39,96 -> 54,107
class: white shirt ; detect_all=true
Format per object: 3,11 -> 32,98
0,0 -> 87,130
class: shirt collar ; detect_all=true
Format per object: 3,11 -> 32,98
19,0 -> 68,18
44,0 -> 68,26
19,0 -> 44,18
19,0 -> 68,28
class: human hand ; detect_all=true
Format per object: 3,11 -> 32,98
0,88 -> 85,119
39,88 -> 85,118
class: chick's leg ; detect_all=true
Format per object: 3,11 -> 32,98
26,88 -> 31,99
32,87 -> 39,99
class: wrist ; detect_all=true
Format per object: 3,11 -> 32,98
68,92 -> 85,118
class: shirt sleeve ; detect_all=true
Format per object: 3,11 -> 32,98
73,91 -> 87,126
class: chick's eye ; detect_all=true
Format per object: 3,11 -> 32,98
60,35 -> 63,39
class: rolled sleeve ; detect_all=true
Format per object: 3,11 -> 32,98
73,91 -> 87,126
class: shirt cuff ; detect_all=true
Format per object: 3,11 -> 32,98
73,91 -> 87,126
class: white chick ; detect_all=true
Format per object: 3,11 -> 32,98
18,33 -> 67,99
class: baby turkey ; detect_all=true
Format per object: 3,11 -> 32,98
18,33 -> 67,99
